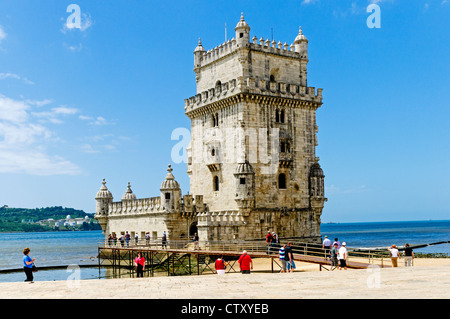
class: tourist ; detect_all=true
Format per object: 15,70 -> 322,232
112,233 -> 117,246
145,232 -> 150,246
323,235 -> 331,257
338,242 -> 348,270
279,244 -> 287,272
134,252 -> 145,277
135,233 -> 139,246
125,231 -> 131,247
266,231 -> 273,254
403,243 -> 414,267
23,247 -> 36,283
162,231 -> 167,249
192,232 -> 199,250
388,244 -> 400,267
238,250 -> 253,274
119,235 -> 125,247
215,255 -> 228,275
107,234 -> 112,246
286,242 -> 296,272
330,242 -> 339,270
332,238 -> 341,249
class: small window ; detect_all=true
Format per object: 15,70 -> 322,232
270,74 -> 275,82
240,177 -> 246,185
214,176 -> 220,191
280,141 -> 286,153
278,173 -> 286,189
165,193 -> 171,200
240,33 -> 244,38
280,109 -> 285,123
275,109 -> 280,123
211,148 -> 215,156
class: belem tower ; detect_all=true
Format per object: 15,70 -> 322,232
95,14 -> 326,244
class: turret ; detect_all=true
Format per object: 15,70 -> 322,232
235,12 -> 250,47
94,179 -> 113,233
160,165 -> 181,212
194,38 -> 206,69
122,182 -> 136,201
234,161 -> 255,209
294,27 -> 308,59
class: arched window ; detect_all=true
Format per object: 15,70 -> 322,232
275,109 -> 280,123
278,173 -> 287,189
270,74 -> 275,82
280,109 -> 285,123
214,176 -> 220,191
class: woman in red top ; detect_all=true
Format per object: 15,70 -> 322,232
215,255 -> 228,275
135,252 -> 145,277
238,250 -> 253,274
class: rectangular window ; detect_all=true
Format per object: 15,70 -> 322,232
165,193 -> 171,200
240,177 -> 246,185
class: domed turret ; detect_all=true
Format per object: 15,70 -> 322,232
96,179 -> 113,200
160,165 -> 181,212
309,162 -> 325,198
234,161 -> 255,209
294,27 -> 308,58
235,12 -> 250,46
194,38 -> 206,68
94,179 -> 113,234
122,182 -> 136,201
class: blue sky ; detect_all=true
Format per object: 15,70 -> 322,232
0,0 -> 449,223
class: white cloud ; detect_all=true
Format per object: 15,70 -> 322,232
0,72 -> 34,85
0,25 -> 6,43
0,95 -> 81,175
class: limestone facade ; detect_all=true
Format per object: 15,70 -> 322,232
95,14 -> 326,244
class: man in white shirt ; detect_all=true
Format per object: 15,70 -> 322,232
338,242 -> 348,270
388,244 -> 400,267
322,236 -> 332,257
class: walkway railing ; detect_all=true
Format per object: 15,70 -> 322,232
98,238 -> 389,268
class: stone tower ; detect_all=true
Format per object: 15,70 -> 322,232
185,13 -> 326,243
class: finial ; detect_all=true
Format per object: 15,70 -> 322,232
102,178 -> 106,186
198,38 -> 202,46
299,26 -> 303,35
240,12 -> 244,21
167,164 -> 173,173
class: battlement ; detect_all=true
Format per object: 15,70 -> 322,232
185,77 -> 323,114
196,35 -> 307,69
197,210 -> 244,226
109,196 -> 163,216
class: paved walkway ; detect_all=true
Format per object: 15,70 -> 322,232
1,262 -> 449,299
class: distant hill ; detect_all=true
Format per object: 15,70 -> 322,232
0,206 -> 100,232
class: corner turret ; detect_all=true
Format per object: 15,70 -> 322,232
95,179 -> 113,233
160,165 -> 181,212
235,12 -> 250,47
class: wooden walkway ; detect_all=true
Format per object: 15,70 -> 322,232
97,244 -> 386,275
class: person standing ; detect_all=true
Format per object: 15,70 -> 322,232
134,252 -> 145,278
193,233 -> 199,250
330,242 -> 339,270
162,231 -> 167,249
145,232 -> 150,246
238,250 -> 253,274
125,231 -> 131,247
266,231 -> 273,255
134,233 -> 139,246
23,247 -> 35,283
279,244 -> 287,273
338,242 -> 348,270
388,244 -> 401,267
215,255 -> 228,275
322,236 -> 331,257
332,238 -> 341,249
285,242 -> 296,272
403,243 -> 414,267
